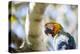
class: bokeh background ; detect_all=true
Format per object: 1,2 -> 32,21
9,1 -> 78,52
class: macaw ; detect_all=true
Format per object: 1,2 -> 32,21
44,22 -> 76,50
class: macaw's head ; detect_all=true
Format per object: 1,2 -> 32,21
45,22 -> 63,37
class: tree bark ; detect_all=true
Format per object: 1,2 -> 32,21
29,3 -> 48,51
